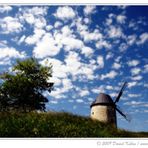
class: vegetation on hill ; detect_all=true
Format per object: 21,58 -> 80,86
0,111 -> 147,137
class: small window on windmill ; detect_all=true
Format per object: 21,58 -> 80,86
92,112 -> 94,115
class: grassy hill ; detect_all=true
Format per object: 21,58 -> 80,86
0,111 -> 147,137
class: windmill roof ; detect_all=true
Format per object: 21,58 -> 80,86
90,93 -> 114,108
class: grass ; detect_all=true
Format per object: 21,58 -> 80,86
0,111 -> 147,137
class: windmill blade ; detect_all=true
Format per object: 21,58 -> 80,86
114,82 -> 128,103
116,106 -> 131,122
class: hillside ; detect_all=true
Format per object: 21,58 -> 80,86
0,112 -> 147,137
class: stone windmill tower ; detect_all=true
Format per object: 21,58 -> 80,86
90,82 -> 130,127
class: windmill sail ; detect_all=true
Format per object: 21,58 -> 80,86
116,105 -> 131,122
114,82 -> 127,103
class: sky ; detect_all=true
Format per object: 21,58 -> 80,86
0,5 -> 148,132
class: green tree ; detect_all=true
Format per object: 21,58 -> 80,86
0,58 -> 54,112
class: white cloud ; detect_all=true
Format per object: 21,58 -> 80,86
54,6 -> 76,21
110,93 -> 117,98
64,51 -> 95,81
68,99 -> 74,103
131,75 -> 142,81
108,13 -> 115,18
74,17 -> 88,32
117,6 -> 128,10
40,58 -> 67,79
54,21 -> 63,28
97,56 -> 104,69
115,56 -> 122,62
48,77 -> 62,86
83,6 -> 96,15
18,6 -> 47,28
127,35 -> 137,45
80,89 -> 89,97
128,94 -> 141,98
0,47 -> 26,59
0,16 -> 23,34
128,20 -> 138,30
61,25 -> 73,36
24,6 -> 47,16
124,101 -> 148,107
127,60 -> 140,67
137,32 -> 148,45
143,64 -> 148,73
96,40 -> 111,49
49,78 -> 73,99
50,88 -> 66,99
49,100 -> 58,104
89,59 -> 98,72
105,18 -> 112,26
42,51 -> 95,82
46,25 -> 53,31
106,85 -> 113,90
112,62 -> 121,69
64,51 -> 81,76
53,25 -> 82,52
76,99 -> 84,103
108,26 -> 123,38
80,29 -> 103,43
41,57 -> 80,99
53,25 -> 83,51
33,17 -> 46,29
131,67 -> 141,76
25,28 -> 45,45
0,40 -> 8,46
0,5 -> 12,13
119,43 -> 128,52
0,57 -> 11,65
80,66 -> 95,80
144,83 -> 148,88
33,33 -> 61,58
83,18 -> 90,24
106,52 -> 114,60
91,88 -> 99,94
100,70 -> 118,80
62,78 -> 73,90
116,15 -> 126,24
81,46 -> 94,57
124,101 -> 142,106
87,98 -> 94,102
18,35 -> 26,44
128,81 -> 137,88
62,37 -> 84,51
92,85 -> 105,94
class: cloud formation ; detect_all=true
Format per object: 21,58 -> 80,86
0,16 -> 23,34
54,6 -> 76,20
0,5 -> 12,13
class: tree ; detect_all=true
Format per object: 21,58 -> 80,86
0,58 -> 54,112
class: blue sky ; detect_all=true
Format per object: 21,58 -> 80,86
0,5 -> 148,132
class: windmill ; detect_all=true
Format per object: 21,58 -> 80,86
90,82 -> 130,127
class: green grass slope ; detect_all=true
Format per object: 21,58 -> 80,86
0,112 -> 147,137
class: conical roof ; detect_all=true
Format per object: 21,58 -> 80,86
90,93 -> 114,108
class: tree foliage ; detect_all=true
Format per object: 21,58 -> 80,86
0,58 -> 54,112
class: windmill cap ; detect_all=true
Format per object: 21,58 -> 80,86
90,93 -> 114,108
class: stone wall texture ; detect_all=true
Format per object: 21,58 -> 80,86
91,105 -> 116,126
